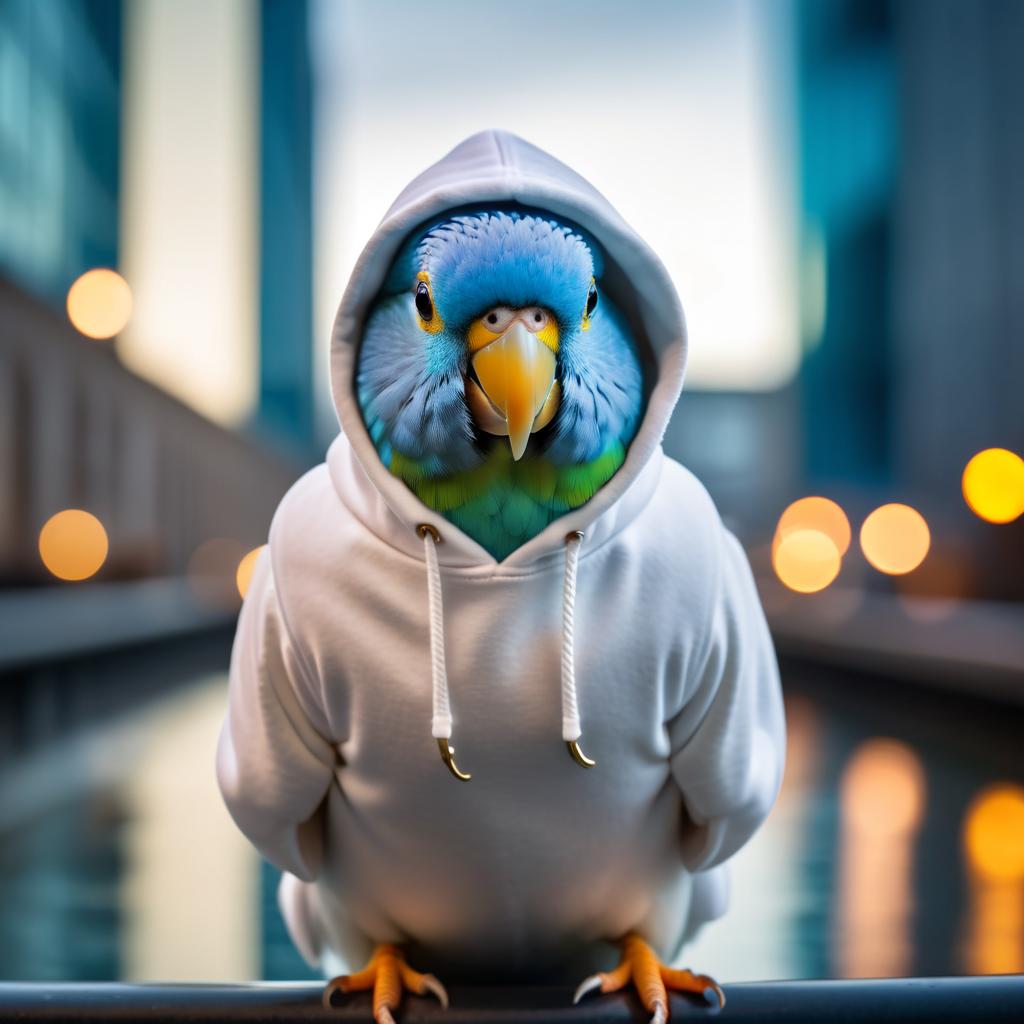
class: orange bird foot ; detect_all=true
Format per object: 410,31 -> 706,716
323,944 -> 449,1024
573,933 -> 725,1024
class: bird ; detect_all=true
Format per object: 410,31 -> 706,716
218,130 -> 784,1024
337,206 -> 726,1020
356,207 -> 644,562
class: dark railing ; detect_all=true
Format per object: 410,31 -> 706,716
1,977 -> 1023,1023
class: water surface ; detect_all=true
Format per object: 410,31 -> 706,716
1,660 -> 1021,982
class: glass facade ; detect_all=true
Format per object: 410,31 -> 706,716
0,0 -> 120,305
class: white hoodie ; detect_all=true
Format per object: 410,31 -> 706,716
217,130 -> 785,981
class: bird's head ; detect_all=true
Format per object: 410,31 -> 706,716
358,207 -> 642,475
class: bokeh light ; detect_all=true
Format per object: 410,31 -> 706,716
66,268 -> 133,339
962,448 -> 1024,524
38,509 -> 109,581
840,738 -> 926,838
859,503 -> 930,575
235,545 -> 266,599
964,784 -> 1024,883
772,528 -> 841,593
775,496 -> 852,556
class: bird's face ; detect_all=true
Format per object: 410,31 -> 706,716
413,260 -> 599,460
359,209 -> 640,475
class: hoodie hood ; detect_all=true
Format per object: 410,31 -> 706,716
330,129 -> 687,568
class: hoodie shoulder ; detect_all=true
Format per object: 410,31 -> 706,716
655,455 -> 725,538
266,463 -> 354,601
269,463 -> 338,543
640,454 -> 731,611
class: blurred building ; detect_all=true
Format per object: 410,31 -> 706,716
2,0 -> 1023,585
3,0 -> 1023,597
0,0 -> 313,587
795,0 -> 1024,600
0,0 -> 120,302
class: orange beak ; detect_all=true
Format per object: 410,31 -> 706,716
466,320 -> 560,460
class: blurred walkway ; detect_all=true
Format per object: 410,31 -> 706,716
0,675 -> 259,981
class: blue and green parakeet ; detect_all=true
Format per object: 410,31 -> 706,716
219,131 -> 785,1024
357,207 -> 644,561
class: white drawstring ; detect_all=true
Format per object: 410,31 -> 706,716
562,531 -> 596,767
561,530 -> 584,742
416,524 -> 594,777
419,524 -> 452,740
419,524 -> 471,781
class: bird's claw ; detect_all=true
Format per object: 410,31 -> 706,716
572,973 -> 603,1004
322,977 -> 344,1010
322,945 -> 449,1023
699,976 -> 726,1010
571,933 -> 725,1021
422,974 -> 449,1008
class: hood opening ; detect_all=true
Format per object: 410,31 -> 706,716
329,129 -> 687,568
363,198 -> 662,417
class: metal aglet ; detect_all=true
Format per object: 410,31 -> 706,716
566,739 -> 596,768
437,738 -> 472,780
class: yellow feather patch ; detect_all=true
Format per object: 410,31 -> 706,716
415,271 -> 444,335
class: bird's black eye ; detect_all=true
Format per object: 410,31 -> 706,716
586,282 -> 599,318
415,281 -> 434,321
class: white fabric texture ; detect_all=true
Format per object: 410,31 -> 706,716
217,130 -> 786,980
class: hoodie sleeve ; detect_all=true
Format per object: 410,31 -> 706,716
216,547 -> 337,882
667,526 -> 786,873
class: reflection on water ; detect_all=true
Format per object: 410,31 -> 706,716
834,739 -> 925,978
1,663 -> 1023,982
0,680 -> 258,982
0,795 -> 124,980
118,683 -> 258,980
961,785 -> 1024,975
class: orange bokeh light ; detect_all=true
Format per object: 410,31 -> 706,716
964,784 -> 1024,883
859,503 -> 930,575
772,528 -> 841,594
775,496 -> 852,556
236,545 -> 266,599
38,509 -> 109,581
962,448 -> 1024,524
66,268 -> 133,339
840,738 -> 926,838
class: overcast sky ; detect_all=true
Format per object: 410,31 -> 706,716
311,0 -> 801,431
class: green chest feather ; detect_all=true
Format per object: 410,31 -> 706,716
389,444 -> 626,561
